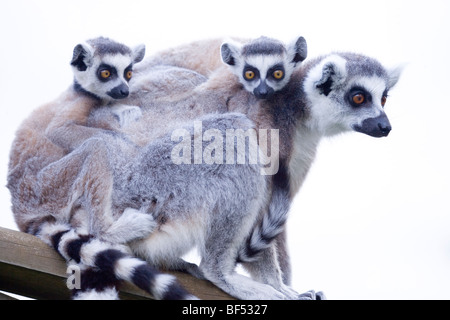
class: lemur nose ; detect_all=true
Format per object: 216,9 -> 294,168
378,122 -> 392,135
107,83 -> 129,99
353,113 -> 392,137
120,88 -> 129,97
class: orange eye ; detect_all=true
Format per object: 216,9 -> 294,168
244,70 -> 255,80
273,70 -> 284,80
352,93 -> 365,105
126,70 -> 133,80
100,70 -> 111,79
381,95 -> 387,107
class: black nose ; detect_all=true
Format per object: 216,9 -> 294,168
107,83 -> 129,99
353,113 -> 392,138
254,81 -> 274,99
378,122 -> 392,136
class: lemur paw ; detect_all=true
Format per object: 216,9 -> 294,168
111,105 -> 142,127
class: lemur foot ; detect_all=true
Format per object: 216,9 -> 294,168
298,290 -> 327,300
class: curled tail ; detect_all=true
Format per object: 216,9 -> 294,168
238,186 -> 290,262
238,160 -> 291,263
36,221 -> 196,300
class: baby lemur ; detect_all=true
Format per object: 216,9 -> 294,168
142,36 -> 307,99
47,36 -> 146,152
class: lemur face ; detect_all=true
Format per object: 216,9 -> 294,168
240,55 -> 290,99
303,53 -> 402,138
70,37 -> 145,103
221,36 -> 307,99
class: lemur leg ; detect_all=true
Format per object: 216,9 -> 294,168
162,258 -> 206,280
242,244 -> 326,300
37,137 -> 155,243
198,206 -> 291,300
275,229 -> 292,285
200,245 -> 288,299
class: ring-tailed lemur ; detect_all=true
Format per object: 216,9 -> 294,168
134,36 -> 306,282
7,37 -> 199,300
134,36 -> 307,279
140,36 -> 307,99
221,36 -> 307,99
47,36 -> 146,152
116,50 -> 402,298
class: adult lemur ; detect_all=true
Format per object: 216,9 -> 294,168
111,47 -> 401,299
7,37 -> 202,299
130,38 -> 402,287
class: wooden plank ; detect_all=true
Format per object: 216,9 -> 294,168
0,227 -> 233,300
0,291 -> 19,300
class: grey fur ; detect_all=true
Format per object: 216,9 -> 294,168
241,36 -> 286,56
87,36 -> 133,57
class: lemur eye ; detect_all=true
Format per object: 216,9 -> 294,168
244,70 -> 255,80
352,93 -> 365,105
126,70 -> 133,80
381,95 -> 387,107
273,70 -> 284,80
100,70 -> 111,79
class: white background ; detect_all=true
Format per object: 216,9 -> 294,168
1,0 -> 449,299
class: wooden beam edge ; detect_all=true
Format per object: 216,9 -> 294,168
0,226 -> 233,300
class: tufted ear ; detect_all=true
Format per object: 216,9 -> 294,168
70,42 -> 94,72
314,55 -> 347,96
220,41 -> 242,66
132,44 -> 146,64
387,64 -> 404,89
289,36 -> 308,63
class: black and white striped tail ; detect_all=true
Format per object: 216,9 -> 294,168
238,159 -> 291,262
238,186 -> 290,262
36,222 -> 197,300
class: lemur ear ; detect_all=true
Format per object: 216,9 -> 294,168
315,55 -> 347,96
132,44 -> 146,64
290,36 -> 308,63
71,43 -> 94,72
221,41 -> 242,66
387,64 -> 404,89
